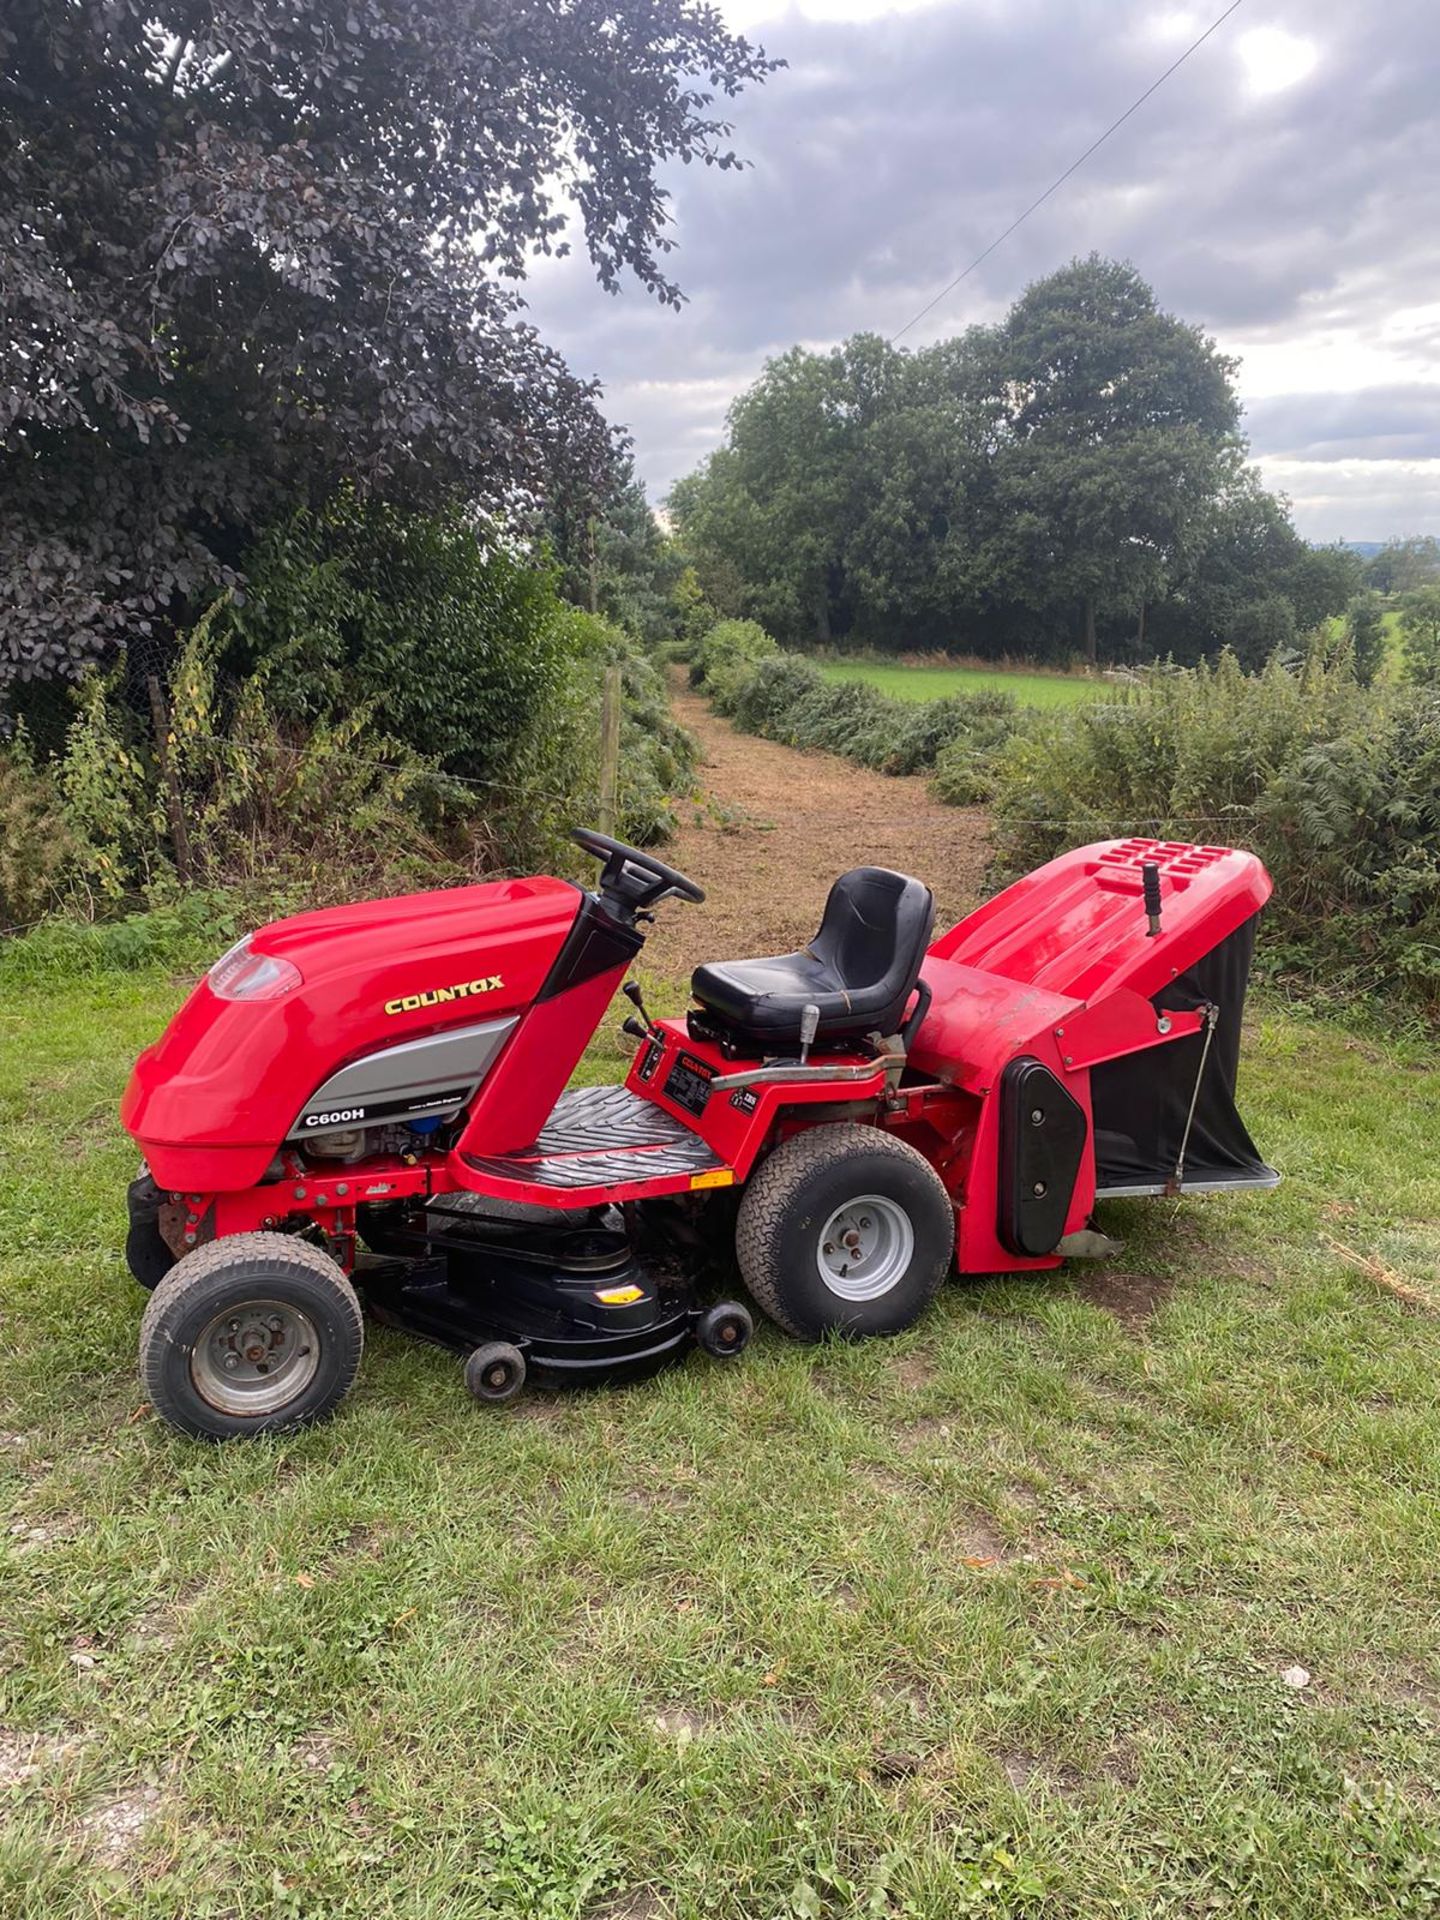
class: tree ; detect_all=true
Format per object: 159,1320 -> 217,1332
1285,543 -> 1363,630
1399,585 -> 1440,682
1347,590 -> 1388,687
668,335 -> 912,646
981,257 -> 1240,664
545,455 -> 681,649
838,331 -> 998,649
0,1 -> 775,693
1365,536 -> 1440,594
1149,472 -> 1355,666
1226,594 -> 1298,670
670,260 -> 1336,667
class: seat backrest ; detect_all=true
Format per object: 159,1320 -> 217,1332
811,867 -> 935,997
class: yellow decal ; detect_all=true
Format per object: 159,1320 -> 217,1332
384,975 -> 504,1016
689,1169 -> 735,1190
595,1283 -> 645,1305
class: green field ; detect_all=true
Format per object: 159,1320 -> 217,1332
1321,609 -> 1407,677
3,960 -> 1440,1917
816,659 -> 1100,708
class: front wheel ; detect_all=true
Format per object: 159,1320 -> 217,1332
139,1233 -> 364,1441
736,1124 -> 954,1340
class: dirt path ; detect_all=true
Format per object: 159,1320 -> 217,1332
643,682 -> 991,985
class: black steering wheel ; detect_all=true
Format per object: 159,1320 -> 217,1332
571,827 -> 706,910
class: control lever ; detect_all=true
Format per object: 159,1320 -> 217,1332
621,1015 -> 651,1044
622,980 -> 662,1036
1142,861 -> 1163,938
798,1002 -> 820,1066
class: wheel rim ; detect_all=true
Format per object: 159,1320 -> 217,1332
190,1298 -> 321,1416
815,1194 -> 914,1301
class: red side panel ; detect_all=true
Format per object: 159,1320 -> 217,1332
123,877 -> 580,1191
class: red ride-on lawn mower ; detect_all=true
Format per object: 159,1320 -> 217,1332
122,829 -> 1278,1439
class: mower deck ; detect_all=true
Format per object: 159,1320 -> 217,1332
356,1187 -> 701,1386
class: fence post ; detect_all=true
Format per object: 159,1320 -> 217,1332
146,674 -> 193,885
598,662 -> 621,836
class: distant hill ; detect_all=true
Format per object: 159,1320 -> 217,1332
1337,539 -> 1440,558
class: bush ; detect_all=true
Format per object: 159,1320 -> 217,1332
0,496 -> 702,955
928,693 -> 1031,803
0,895 -> 242,985
690,617 -> 778,698
522,609 -> 698,851
0,729 -> 77,931
221,495 -> 569,780
216,501 -> 695,865
1399,585 -> 1440,683
723,654 -> 826,733
60,603 -> 473,913
697,622 -> 1030,793
986,646 -> 1440,1015
1347,591 -> 1388,688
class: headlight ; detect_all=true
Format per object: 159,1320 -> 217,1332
208,934 -> 302,1002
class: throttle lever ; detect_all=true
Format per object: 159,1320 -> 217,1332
623,980 -> 662,1036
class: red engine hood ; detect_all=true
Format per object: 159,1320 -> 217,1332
123,876 -> 580,1190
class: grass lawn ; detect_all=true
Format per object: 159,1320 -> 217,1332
3,961 -> 1440,1917
815,660 -> 1099,709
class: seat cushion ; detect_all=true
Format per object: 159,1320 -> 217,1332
691,952 -> 854,1037
690,867 -> 935,1048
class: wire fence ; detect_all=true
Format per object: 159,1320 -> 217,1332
2,632 -> 1273,953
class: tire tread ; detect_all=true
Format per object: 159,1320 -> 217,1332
736,1123 -> 951,1339
139,1232 -> 363,1436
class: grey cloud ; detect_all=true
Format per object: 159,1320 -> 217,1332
1245,387 -> 1440,464
520,0 -> 1440,517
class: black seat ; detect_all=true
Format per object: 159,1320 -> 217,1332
691,867 -> 935,1048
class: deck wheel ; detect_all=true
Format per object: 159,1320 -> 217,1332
464,1341 -> 528,1404
696,1301 -> 754,1360
736,1123 -> 954,1340
139,1232 -> 364,1441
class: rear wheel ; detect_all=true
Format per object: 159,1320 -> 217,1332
139,1233 -> 363,1441
736,1124 -> 953,1340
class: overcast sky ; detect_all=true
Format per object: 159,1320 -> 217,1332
523,0 -> 1440,542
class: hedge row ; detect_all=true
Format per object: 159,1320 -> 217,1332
1,596 -> 694,937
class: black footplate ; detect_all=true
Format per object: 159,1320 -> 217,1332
464,1084 -> 725,1190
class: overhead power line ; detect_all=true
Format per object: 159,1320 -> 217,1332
889,0 -> 1249,344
